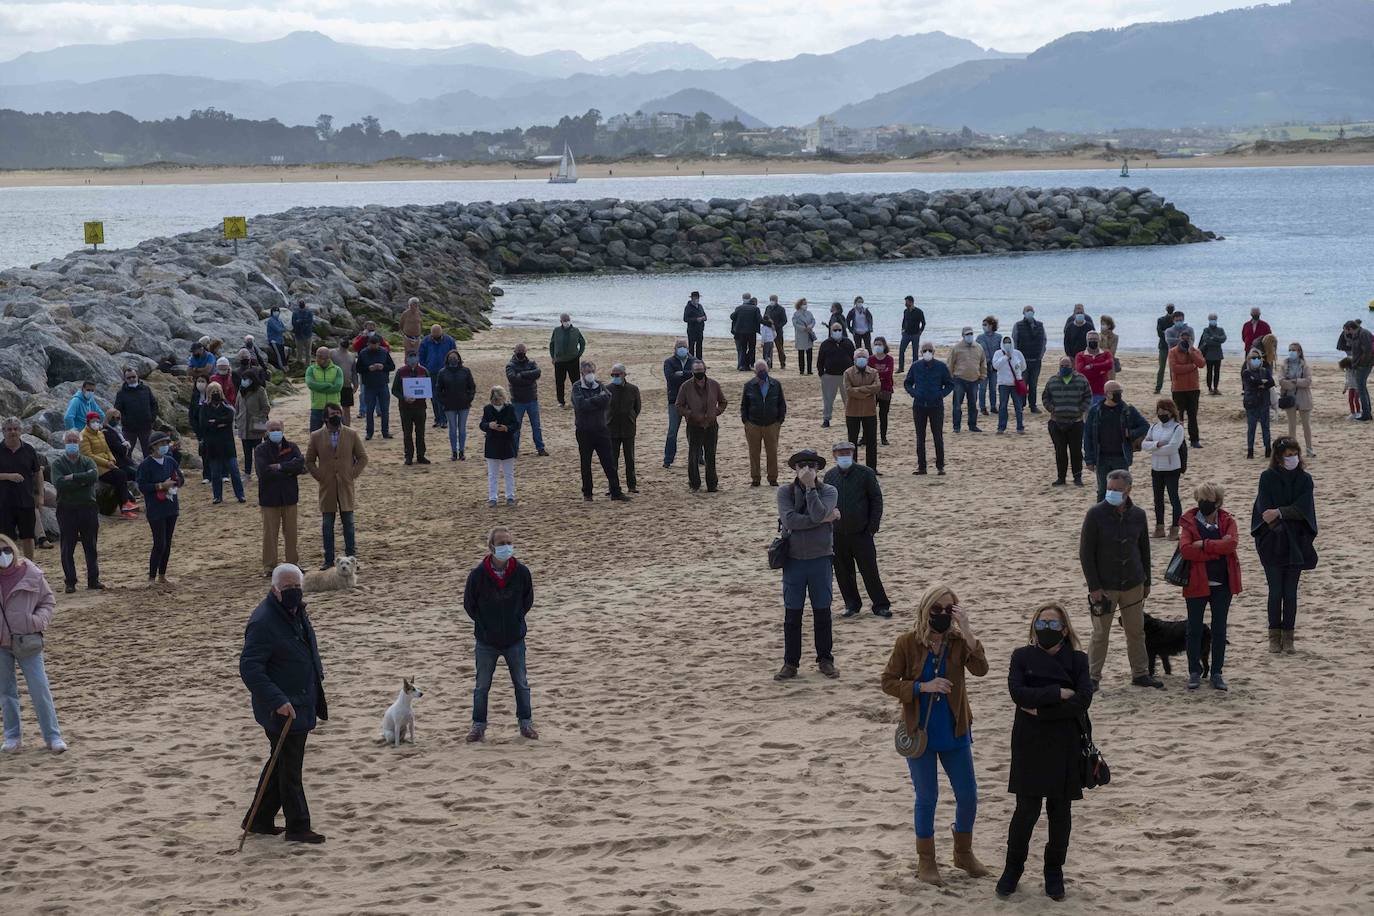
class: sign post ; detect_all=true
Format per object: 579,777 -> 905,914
84,221 -> 104,253
223,216 -> 248,254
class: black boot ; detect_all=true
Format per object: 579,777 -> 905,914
996,840 -> 1028,898
1044,843 -> 1068,901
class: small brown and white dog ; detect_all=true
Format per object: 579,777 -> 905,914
378,678 -> 423,747
303,556 -> 359,593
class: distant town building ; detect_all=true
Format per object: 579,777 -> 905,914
804,116 -> 877,153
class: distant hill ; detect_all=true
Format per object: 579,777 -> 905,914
832,0 -> 1374,131
633,89 -> 766,128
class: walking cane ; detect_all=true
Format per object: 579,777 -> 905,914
237,708 -> 296,853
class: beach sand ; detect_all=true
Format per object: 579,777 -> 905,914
3,148 -> 1374,188
3,329 -> 1372,914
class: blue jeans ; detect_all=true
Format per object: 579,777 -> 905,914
321,510 -> 355,566
360,385 -> 390,437
664,403 -> 683,465
432,396 -> 446,423
1355,365 -> 1372,418
210,457 -> 245,501
898,333 -> 920,371
309,408 -> 324,432
1186,587 -> 1231,677
907,744 -> 977,838
997,384 -> 1025,431
979,372 -> 997,411
951,379 -> 980,430
1,646 -> 62,744
472,640 -> 532,726
445,409 -> 470,454
510,401 -> 544,455
782,555 -> 834,666
1246,406 -> 1271,452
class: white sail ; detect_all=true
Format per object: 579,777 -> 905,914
549,143 -> 579,183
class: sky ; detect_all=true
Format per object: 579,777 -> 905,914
0,0 -> 1265,62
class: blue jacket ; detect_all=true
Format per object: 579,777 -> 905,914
265,313 -> 286,345
135,454 -> 184,521
239,592 -> 327,734
663,354 -> 694,405
903,359 -> 955,407
291,305 -> 315,338
64,392 -> 104,430
417,334 -> 457,377
1082,400 -> 1150,467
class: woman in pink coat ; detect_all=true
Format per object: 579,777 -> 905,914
0,534 -> 65,753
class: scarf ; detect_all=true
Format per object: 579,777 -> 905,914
483,555 -> 514,586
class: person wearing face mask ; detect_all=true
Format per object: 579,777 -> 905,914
1062,304 -> 1095,359
881,585 -> 988,886
239,563 -> 328,843
201,382 -> 244,505
998,602 -> 1092,901
0,533 -> 66,754
843,349 -> 882,471
1336,319 -> 1373,420
1073,332 -> 1113,405
1141,399 -> 1186,539
1163,309 -> 1193,353
662,339 -> 695,468
304,347 -> 345,434
1079,469 -> 1156,690
1198,314 -> 1227,395
903,342 -> 955,476
49,429 -> 101,592
290,299 -> 316,368
606,364 -> 641,494
1252,438 -> 1318,655
1012,306 -> 1046,413
80,412 -> 139,517
356,335 -> 396,441
328,339 -> 357,427
136,432 -> 185,586
100,409 -> 139,488
1240,307 -> 1272,358
947,327 -> 987,433
549,313 -> 588,407
1177,482 -> 1240,690
729,296 -> 762,372
255,420 -> 304,578
1167,329 -> 1206,450
740,360 -> 787,488
1096,316 -> 1120,380
242,335 -> 270,374
683,292 -> 707,360
898,296 -> 927,373
189,376 -> 212,484
463,527 -> 537,742
350,320 -> 391,354
1241,348 -> 1276,459
418,324 -> 457,427
187,341 -> 216,384
992,335 -> 1028,434
0,419 -> 45,561
63,381 -> 104,431
112,366 -> 159,458
436,350 -> 477,461
209,357 -> 238,407
391,351 -> 432,466
674,360 -> 727,492
764,295 -> 789,369
759,317 -> 777,369
1082,381 -> 1149,502
1041,357 -> 1092,487
869,337 -> 896,447
828,301 -> 846,335
793,298 -> 817,375
234,352 -> 272,478
847,296 -> 874,352
975,316 -> 1002,416
265,307 -> 288,370
1278,342 -> 1315,457
571,360 -> 629,502
305,403 -> 369,569
1153,304 -> 1177,393
824,442 -> 891,619
775,449 -> 841,681
817,324 -> 857,428
505,343 -> 549,459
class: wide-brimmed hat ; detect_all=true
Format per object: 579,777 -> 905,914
787,448 -> 826,470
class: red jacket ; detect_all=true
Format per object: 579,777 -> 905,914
1241,318 -> 1272,354
1169,345 -> 1206,392
352,334 -> 392,353
870,353 -> 896,394
1074,349 -> 1114,395
1177,508 -> 1242,598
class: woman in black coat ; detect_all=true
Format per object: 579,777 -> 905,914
1251,436 -> 1317,655
998,601 -> 1093,902
435,350 -> 478,461
479,386 -> 518,507
201,381 -> 244,504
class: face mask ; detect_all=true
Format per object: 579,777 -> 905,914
873,345 -> 885,355
158,445 -> 171,457
279,587 -> 303,611
210,395 -> 223,403
64,443 -> 80,457
1107,391 -> 1121,403
1287,350 -> 1299,360
126,379 -> 138,388
1024,311 -> 1035,321
583,373 -> 596,385
611,376 -> 623,386
756,370 -> 768,381
1059,366 -> 1072,378
928,613 -> 952,634
0,551 -> 13,569
692,371 -> 705,381
920,352 -> 934,362
1035,628 -> 1064,650
327,415 -> 342,428
1282,455 -> 1300,471
407,358 -> 419,367
493,544 -> 515,562
561,321 -> 571,328
268,430 -> 284,443
1209,319 -> 1217,327
963,333 -> 974,343
831,331 -> 843,341
1180,340 -> 1190,350
1197,499 -> 1218,517
90,422 -> 102,431
1001,342 -> 1012,353
1104,490 -> 1125,507
1088,340 -> 1099,350
835,455 -> 854,470
1159,414 -> 1172,422
1250,357 -> 1262,368
676,347 -> 689,358
1075,316 -> 1085,325
983,325 -> 992,333
854,357 -> 868,369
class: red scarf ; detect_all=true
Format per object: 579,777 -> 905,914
483,555 -> 515,586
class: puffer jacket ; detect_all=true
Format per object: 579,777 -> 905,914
0,560 -> 56,649
80,425 -> 117,471
1140,419 -> 1185,471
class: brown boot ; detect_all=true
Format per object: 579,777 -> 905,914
952,828 -> 991,877
916,837 -> 943,886
1268,629 -> 1282,654
1167,525 -> 1179,540
1281,631 -> 1295,655
1151,524 -> 1166,539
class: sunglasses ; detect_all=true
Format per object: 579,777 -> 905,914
1034,619 -> 1064,631
930,604 -> 953,615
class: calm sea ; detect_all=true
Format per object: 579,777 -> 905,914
4,166 -> 1371,356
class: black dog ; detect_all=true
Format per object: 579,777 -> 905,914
1134,612 -> 1210,678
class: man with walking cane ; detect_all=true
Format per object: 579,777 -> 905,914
238,563 -> 328,844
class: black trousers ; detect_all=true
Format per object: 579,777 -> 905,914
853,331 -> 873,351
797,348 -> 813,374
148,514 -> 176,577
553,360 -> 580,406
1048,420 -> 1084,483
576,429 -> 622,497
611,435 -> 637,490
1173,389 -> 1201,444
1152,468 -> 1182,526
877,396 -> 891,443
784,604 -> 834,667
241,437 -> 261,475
57,505 -> 100,587
100,468 -> 134,502
833,531 -> 890,613
126,424 -> 153,460
400,405 -> 427,461
1264,565 -> 1302,630
912,404 -> 945,471
846,415 -> 878,469
1205,359 -> 1222,393
687,331 -> 704,360
1005,794 -> 1072,872
775,342 -> 786,368
685,424 -> 719,491
734,334 -> 756,370
246,728 -> 311,833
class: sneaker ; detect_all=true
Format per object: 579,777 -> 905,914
47,738 -> 68,754
773,663 -> 798,681
610,493 -> 632,502
451,451 -> 458,462
936,469 -> 945,476
1132,674 -> 1165,690
120,509 -> 140,519
1072,478 -> 1084,487
506,498 -> 516,506
818,660 -> 840,679
284,830 -> 326,844
822,420 -> 830,428
519,723 -> 540,740
319,561 -> 333,570
488,499 -> 498,508
465,725 -> 486,743
914,468 -> 927,475
1,739 -> 20,753
1187,673 -> 1201,690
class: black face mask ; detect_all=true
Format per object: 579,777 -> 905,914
210,394 -> 223,403
692,371 -> 706,380
326,415 -> 342,428
1036,628 -> 1064,649
928,613 -> 952,634
1197,499 -> 1218,517
279,587 -> 303,611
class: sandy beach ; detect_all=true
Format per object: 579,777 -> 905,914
3,329 -> 1372,915
3,148 -> 1374,188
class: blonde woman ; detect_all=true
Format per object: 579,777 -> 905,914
0,534 -> 65,753
479,386 -> 517,507
1278,342 -> 1315,457
1098,315 -> 1120,379
880,585 -> 989,887
997,602 -> 1092,902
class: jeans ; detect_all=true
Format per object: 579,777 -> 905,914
762,340 -> 774,368
445,409 -> 471,454
309,408 -> 324,432
1151,469 -> 1182,527
1048,420 -> 1084,482
1088,582 -> 1147,681
1173,389 -> 1201,444
0,646 -> 62,744
1355,364 -> 1372,418
912,404 -> 945,471
612,435 -> 637,490
980,372 -> 997,412
360,385 -> 390,437
1186,587 -> 1231,676
576,429 -> 622,498
898,333 -> 921,372
686,424 -> 719,491
553,360 -> 580,406
321,510 -> 355,566
1246,406 -> 1271,453
1263,565 -> 1301,630
510,401 -> 545,455
853,331 -> 873,352
472,640 -> 532,726
1005,795 -> 1072,876
1093,457 -> 1130,502
246,729 -> 310,833
486,459 -> 516,502
431,395 -> 446,424
820,374 -> 844,423
148,514 -> 176,577
664,403 -> 683,465
997,384 -> 1025,431
908,744 -> 977,838
845,415 -> 878,469
210,457 -> 245,501
833,531 -> 889,613
781,555 -> 834,666
1024,361 -> 1042,410
952,379 -> 980,431
57,505 -> 99,587
1205,359 -> 1222,392
399,405 -> 427,461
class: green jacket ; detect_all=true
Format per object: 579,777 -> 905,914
549,325 -> 587,364
49,452 -> 99,507
1040,370 -> 1093,423
305,362 -> 344,410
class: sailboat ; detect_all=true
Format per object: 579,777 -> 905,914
549,143 -> 578,184
1119,157 -> 1130,178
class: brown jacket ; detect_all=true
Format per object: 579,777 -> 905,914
843,366 -> 881,417
881,629 -> 988,740
674,376 -> 727,428
947,341 -> 987,382
305,424 -> 369,512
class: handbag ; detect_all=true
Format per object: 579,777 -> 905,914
1278,393 -> 1295,409
1163,545 -> 1191,586
1,591 -> 44,659
767,499 -> 791,570
895,645 -> 948,758
1078,713 -> 1111,789
1011,360 -> 1029,398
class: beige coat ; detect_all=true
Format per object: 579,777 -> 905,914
842,366 -> 881,417
1279,359 -> 1314,411
305,425 -> 369,512
234,385 -> 271,439
947,341 -> 987,382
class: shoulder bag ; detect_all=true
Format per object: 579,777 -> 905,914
1078,712 -> 1111,789
1011,359 -> 1029,398
1163,545 -> 1191,587
0,590 -> 45,659
767,486 -> 795,570
895,645 -> 949,758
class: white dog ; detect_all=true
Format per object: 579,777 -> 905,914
303,555 -> 359,593
379,678 -> 423,747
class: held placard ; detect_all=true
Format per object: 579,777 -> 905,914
402,377 -> 433,399
83,221 -> 105,245
223,216 -> 248,240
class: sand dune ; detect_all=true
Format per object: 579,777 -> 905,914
3,328 -> 1372,914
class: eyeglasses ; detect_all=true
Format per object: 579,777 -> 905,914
1034,619 -> 1064,631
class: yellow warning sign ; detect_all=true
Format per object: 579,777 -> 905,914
223,216 -> 248,240
83,221 -> 105,245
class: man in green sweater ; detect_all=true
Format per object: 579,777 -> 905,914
548,313 -> 587,408
305,347 -> 344,433
49,429 -> 103,593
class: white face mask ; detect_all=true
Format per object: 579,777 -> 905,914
1001,342 -> 1012,352
583,373 -> 596,385
920,351 -> 934,362
872,345 -> 885,355
1024,311 -> 1035,321
0,551 -> 13,569
1282,455 -> 1300,471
